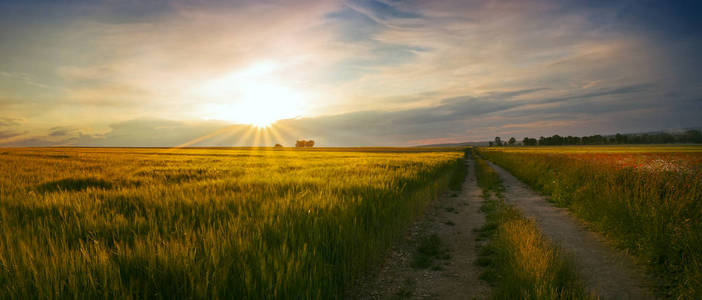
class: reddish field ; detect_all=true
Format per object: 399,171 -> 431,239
478,146 -> 702,298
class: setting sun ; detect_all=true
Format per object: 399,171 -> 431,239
197,60 -> 305,127
240,82 -> 305,127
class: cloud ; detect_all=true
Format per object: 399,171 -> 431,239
1,0 -> 701,146
0,117 -> 23,127
4,91 -> 702,147
0,130 -> 25,140
48,126 -> 78,137
0,71 -> 51,89
3,79 -> 699,147
73,118 -> 233,147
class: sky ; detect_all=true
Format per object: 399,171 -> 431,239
1,0 -> 701,147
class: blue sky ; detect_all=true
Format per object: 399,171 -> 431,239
1,0 -> 701,146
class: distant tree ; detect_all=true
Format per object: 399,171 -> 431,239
684,130 -> 702,143
522,137 -> 537,146
274,143 -> 283,148
663,133 -> 675,143
516,130 -> 702,146
615,133 -> 627,144
494,137 -> 503,146
508,137 -> 516,146
552,134 -> 563,145
489,141 -> 494,147
295,140 -> 315,147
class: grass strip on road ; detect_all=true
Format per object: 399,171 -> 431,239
473,153 -> 593,299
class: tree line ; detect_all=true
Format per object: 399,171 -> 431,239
489,129 -> 702,146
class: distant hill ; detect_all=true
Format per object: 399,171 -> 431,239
416,141 -> 489,147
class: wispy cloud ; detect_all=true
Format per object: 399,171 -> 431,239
1,0 -> 700,146
0,71 -> 51,89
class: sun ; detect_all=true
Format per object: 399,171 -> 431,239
236,82 -> 304,128
197,60 -> 306,127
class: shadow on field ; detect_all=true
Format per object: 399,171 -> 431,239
37,177 -> 113,193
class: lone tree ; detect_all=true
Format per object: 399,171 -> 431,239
295,140 -> 315,148
494,137 -> 503,146
274,143 -> 283,148
508,137 -> 516,146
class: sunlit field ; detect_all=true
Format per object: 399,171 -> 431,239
0,147 -> 465,298
477,145 -> 702,298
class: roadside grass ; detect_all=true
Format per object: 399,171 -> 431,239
0,147 -> 466,298
448,149 -> 469,191
473,153 -> 593,299
478,146 -> 702,298
411,234 -> 451,270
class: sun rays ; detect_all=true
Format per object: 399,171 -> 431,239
170,121 -> 302,149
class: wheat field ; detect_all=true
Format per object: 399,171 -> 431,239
0,147 -> 465,298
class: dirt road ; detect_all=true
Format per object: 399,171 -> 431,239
358,159 -> 490,299
487,161 -> 654,300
